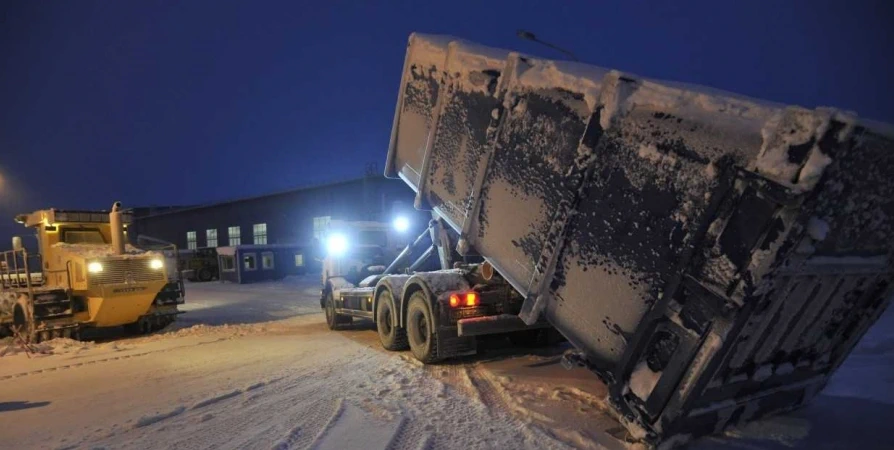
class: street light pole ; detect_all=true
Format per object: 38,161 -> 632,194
516,30 -> 579,62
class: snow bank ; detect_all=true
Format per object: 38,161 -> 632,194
0,337 -> 95,357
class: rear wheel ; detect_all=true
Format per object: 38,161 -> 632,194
198,267 -> 214,282
324,291 -> 352,330
406,291 -> 440,363
376,290 -> 408,351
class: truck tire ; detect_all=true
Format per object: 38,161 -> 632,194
198,268 -> 213,282
406,291 -> 440,363
324,291 -> 352,330
12,301 -> 37,343
376,290 -> 408,351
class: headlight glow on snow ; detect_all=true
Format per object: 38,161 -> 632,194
87,261 -> 104,273
149,259 -> 164,270
393,216 -> 410,233
326,233 -> 349,256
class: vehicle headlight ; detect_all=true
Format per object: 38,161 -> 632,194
393,216 -> 410,233
326,233 -> 348,256
87,262 -> 104,273
150,259 -> 164,270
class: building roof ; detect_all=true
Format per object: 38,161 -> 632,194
136,176 -> 393,219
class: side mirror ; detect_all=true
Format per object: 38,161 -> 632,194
12,236 -> 23,251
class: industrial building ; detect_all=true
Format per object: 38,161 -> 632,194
129,176 -> 426,273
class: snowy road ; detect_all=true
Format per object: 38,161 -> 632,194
1,277 -> 892,449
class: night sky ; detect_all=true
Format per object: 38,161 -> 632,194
1,0 -> 892,243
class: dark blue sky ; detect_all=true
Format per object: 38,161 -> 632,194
1,0 -> 892,241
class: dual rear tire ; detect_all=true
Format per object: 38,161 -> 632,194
404,291 -> 439,363
375,290 -> 408,351
376,290 -> 439,363
329,288 -> 439,363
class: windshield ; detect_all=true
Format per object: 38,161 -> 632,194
62,229 -> 107,244
357,230 -> 387,246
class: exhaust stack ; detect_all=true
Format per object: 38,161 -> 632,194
110,201 -> 125,255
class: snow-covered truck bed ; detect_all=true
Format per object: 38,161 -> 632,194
385,33 -> 894,446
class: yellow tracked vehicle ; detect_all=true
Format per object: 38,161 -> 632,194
0,202 -> 184,342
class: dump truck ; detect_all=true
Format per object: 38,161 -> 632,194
323,33 -> 894,447
0,203 -> 185,342
321,214 -> 556,358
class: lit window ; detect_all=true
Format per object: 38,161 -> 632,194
262,252 -> 274,270
243,253 -> 257,271
313,216 -> 331,240
294,254 -> 304,267
206,229 -> 218,248
220,255 -> 235,271
228,226 -> 241,246
187,231 -> 197,250
253,223 -> 268,245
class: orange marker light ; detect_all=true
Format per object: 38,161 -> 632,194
465,292 -> 478,307
449,293 -> 461,308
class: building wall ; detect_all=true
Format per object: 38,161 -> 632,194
130,177 -> 425,251
219,246 -> 310,284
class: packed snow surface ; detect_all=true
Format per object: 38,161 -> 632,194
2,276 -> 892,450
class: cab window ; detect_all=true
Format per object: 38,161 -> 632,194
61,229 -> 107,244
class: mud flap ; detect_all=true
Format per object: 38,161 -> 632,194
436,326 -> 476,359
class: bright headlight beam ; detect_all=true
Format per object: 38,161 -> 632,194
150,259 -> 164,269
326,233 -> 349,256
393,216 -> 410,233
87,262 -> 103,273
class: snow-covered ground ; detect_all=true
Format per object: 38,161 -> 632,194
1,276 -> 892,449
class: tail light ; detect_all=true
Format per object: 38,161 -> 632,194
449,291 -> 479,308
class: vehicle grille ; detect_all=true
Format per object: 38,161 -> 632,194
88,258 -> 165,286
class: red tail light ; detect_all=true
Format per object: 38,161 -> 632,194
449,291 -> 479,308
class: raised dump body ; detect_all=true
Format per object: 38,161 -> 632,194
386,33 -> 894,445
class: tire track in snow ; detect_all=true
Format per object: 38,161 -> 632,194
189,376 -> 287,411
383,416 -> 409,450
0,337 -> 230,381
134,406 -> 187,428
191,389 -> 242,410
306,397 -> 345,450
268,396 -> 344,450
414,433 -> 434,450
464,364 -> 503,412
384,416 -> 435,450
